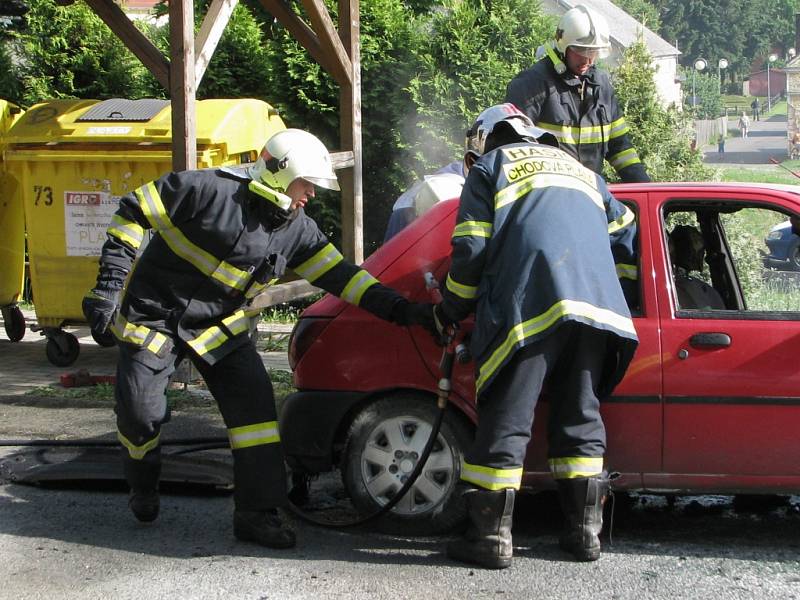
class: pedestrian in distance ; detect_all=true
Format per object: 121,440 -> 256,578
738,111 -> 750,139
426,103 -> 639,569
718,133 -> 726,155
751,97 -> 760,121
505,4 -> 650,183
81,128 -> 434,549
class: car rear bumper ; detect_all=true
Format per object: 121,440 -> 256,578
279,389 -> 367,473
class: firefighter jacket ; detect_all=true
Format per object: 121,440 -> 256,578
505,45 -> 650,183
439,141 -> 639,397
97,167 -> 404,367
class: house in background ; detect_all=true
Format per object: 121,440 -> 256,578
539,0 -> 682,107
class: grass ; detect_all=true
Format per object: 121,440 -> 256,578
717,167 -> 800,185
24,368 -> 296,407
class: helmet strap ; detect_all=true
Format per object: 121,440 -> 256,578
248,179 -> 292,212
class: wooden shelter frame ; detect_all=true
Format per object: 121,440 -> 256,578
62,0 -> 364,265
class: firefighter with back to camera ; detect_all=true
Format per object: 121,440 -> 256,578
82,128 -> 434,549
425,103 -> 639,568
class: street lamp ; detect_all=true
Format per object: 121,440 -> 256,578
767,53 -> 778,112
718,58 -> 728,94
692,58 -> 707,107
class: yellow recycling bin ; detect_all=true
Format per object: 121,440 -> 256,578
0,99 -> 26,342
5,98 -> 285,366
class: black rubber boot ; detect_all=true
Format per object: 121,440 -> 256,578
124,457 -> 161,523
446,488 -> 515,569
556,473 -> 610,562
234,509 -> 296,549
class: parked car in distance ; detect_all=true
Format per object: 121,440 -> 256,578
764,219 -> 800,271
281,182 -> 800,534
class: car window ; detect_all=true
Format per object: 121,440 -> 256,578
722,207 -> 800,312
665,204 -> 800,316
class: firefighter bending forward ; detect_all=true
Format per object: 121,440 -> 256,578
82,129 -> 432,548
432,106 -> 639,568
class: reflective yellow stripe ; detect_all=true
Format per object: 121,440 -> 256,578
135,182 -> 250,292
111,314 -> 167,354
445,273 -> 478,300
536,122 -> 606,145
186,311 -> 251,356
340,270 -> 379,305
222,309 -> 251,335
477,299 -> 636,393
228,421 -> 280,449
107,214 -> 144,249
293,243 -> 344,283
118,430 -> 160,460
607,117 -> 630,140
616,263 -> 638,281
187,325 -> 227,356
495,172 -> 603,212
548,456 -> 604,479
608,205 -> 635,234
609,147 -> 641,170
461,461 -> 523,490
453,220 -> 492,238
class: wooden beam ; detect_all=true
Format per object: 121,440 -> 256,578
338,0 -> 363,263
195,0 -> 239,86
258,0 -> 345,86
83,0 -> 169,90
169,0 -> 197,171
330,151 -> 355,169
300,0 -> 352,86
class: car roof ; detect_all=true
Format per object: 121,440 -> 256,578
609,181 -> 800,197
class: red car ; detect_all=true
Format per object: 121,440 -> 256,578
282,182 -> 800,533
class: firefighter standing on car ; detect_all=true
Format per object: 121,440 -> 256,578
430,104 -> 639,568
505,4 -> 650,183
82,128 -> 432,549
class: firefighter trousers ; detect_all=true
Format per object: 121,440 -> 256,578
114,337 -> 287,511
466,322 -> 611,486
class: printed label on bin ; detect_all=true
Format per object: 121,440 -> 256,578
64,191 -> 119,256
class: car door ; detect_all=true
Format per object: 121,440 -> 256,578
522,192 -> 664,487
655,191 -> 800,485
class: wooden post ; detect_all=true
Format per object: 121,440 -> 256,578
338,0 -> 363,263
169,0 -> 197,171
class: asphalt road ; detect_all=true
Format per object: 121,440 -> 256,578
1,466 -> 799,600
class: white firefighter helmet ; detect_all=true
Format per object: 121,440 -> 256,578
555,5 -> 611,59
248,128 -> 340,192
413,173 -> 465,217
465,103 -> 546,157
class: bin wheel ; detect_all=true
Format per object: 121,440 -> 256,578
3,306 -> 26,342
45,332 -> 80,367
91,329 -> 116,348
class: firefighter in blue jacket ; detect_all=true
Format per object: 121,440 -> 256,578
431,105 -> 639,568
82,129 -> 431,549
505,5 -> 650,183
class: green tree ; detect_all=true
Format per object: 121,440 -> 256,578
613,0 -> 661,32
406,0 -> 555,176
609,40 -> 714,183
10,0 -> 151,104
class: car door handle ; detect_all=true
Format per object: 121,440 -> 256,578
689,332 -> 731,348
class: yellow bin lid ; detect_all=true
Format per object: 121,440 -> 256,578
7,98 -> 285,157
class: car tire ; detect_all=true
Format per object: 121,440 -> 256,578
341,394 -> 473,535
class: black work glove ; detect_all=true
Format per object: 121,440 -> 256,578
82,288 -> 119,336
392,300 -> 436,332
